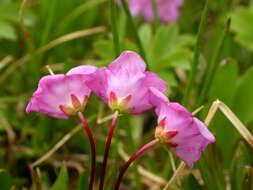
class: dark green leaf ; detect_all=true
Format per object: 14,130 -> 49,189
49,165 -> 68,190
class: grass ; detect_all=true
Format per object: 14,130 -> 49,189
0,0 -> 253,190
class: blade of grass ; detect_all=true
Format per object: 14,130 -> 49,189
0,26 -> 106,84
110,0 -> 120,57
125,121 -> 142,189
182,0 -> 210,106
0,56 -> 14,70
40,0 -> 57,47
30,115 -> 96,168
197,19 -> 231,106
162,162 -> 186,190
57,0 -> 106,33
218,100 -> 253,148
120,0 -> 147,65
118,143 -> 167,186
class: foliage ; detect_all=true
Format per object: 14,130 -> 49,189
0,0 -> 253,190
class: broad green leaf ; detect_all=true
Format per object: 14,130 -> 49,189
0,21 -> 16,40
208,59 -> 238,104
0,2 -> 35,26
0,169 -> 13,190
208,60 -> 238,168
78,171 -> 89,190
230,143 -> 252,190
93,40 -> 114,60
152,24 -> 178,59
149,24 -> 194,72
233,66 -> 253,124
230,3 -> 253,52
49,165 -> 68,190
138,24 -> 152,56
156,71 -> 178,88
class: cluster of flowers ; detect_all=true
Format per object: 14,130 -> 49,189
26,51 -> 215,168
116,0 -> 184,23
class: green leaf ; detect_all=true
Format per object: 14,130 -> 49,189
0,21 -> 16,40
78,171 -> 89,190
49,165 -> 69,190
208,59 -> 238,104
233,66 -> 253,124
138,24 -> 152,56
0,169 -> 13,190
152,24 -> 178,59
230,4 -> 253,52
149,24 -> 194,72
93,40 -> 114,60
208,60 -> 238,167
0,2 -> 35,26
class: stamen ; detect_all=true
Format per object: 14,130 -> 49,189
158,117 -> 167,129
165,142 -> 178,148
71,94 -> 81,109
122,94 -> 132,103
109,91 -> 118,103
164,130 -> 178,139
59,104 -> 75,115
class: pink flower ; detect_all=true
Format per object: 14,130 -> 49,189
116,0 -> 184,23
87,51 -> 167,114
26,66 -> 97,119
149,88 -> 215,167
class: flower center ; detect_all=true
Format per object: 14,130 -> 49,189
59,94 -> 88,116
155,117 -> 178,147
108,91 -> 133,113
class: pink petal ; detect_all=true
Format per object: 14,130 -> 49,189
108,51 -> 146,75
117,0 -> 184,23
86,68 -> 109,104
87,51 -> 167,114
154,101 -> 215,167
66,65 -> 97,75
148,87 -> 169,108
26,74 -> 92,119
144,72 -> 168,93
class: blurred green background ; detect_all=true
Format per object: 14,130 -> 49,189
0,0 -> 253,189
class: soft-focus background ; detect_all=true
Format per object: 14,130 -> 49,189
0,0 -> 253,189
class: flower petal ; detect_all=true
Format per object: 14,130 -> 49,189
153,101 -> 215,167
66,65 -> 97,75
26,74 -> 92,119
86,67 -> 109,104
108,51 -> 146,75
148,87 -> 169,106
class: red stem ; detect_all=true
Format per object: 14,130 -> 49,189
78,112 -> 96,190
114,139 -> 159,190
99,112 -> 119,190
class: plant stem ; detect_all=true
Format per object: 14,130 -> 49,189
114,139 -> 159,190
110,0 -> 120,57
182,0 -> 210,107
197,18 -> 231,106
78,112 -> 96,190
99,111 -> 119,190
120,0 -> 148,65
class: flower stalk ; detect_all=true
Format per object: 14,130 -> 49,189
99,111 -> 119,190
78,112 -> 96,190
113,139 -> 159,190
